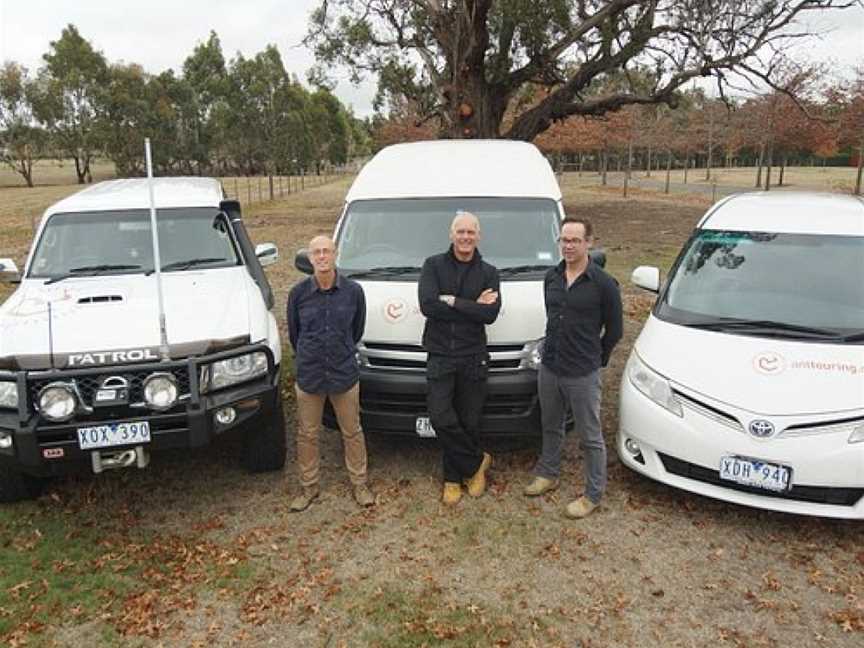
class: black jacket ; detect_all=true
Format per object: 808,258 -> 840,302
418,246 -> 501,356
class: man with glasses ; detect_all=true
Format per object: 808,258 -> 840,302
523,217 -> 623,518
286,235 -> 375,511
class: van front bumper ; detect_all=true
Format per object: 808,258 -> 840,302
617,373 -> 864,519
325,367 -> 541,437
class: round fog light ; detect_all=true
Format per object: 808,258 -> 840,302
215,407 -> 236,425
143,373 -> 179,411
0,431 -> 12,450
624,438 -> 641,456
38,383 -> 77,422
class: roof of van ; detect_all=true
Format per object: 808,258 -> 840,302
46,177 -> 225,215
701,192 -> 864,236
345,140 -> 561,202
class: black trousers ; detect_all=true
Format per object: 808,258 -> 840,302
426,352 -> 488,483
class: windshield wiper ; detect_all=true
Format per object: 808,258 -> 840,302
498,264 -> 554,276
685,319 -> 840,339
148,257 -> 227,274
840,331 -> 864,343
45,264 -> 142,285
344,266 -> 421,278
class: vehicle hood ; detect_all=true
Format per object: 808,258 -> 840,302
359,279 -> 546,346
0,268 -> 253,369
636,315 -> 864,416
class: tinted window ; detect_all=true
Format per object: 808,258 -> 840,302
659,230 -> 864,334
336,198 -> 561,273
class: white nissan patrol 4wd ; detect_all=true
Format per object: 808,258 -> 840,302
0,177 -> 286,501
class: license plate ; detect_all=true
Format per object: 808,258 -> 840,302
77,421 -> 151,450
719,455 -> 791,492
415,416 -> 436,438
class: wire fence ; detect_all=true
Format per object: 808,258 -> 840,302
218,163 -> 357,205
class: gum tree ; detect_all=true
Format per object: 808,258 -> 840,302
305,0 -> 862,140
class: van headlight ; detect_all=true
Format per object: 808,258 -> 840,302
848,423 -> 864,444
200,352 -> 268,393
524,338 -> 544,370
626,352 -> 683,417
0,381 -> 17,409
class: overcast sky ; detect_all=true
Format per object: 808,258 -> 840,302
1,0 -> 862,118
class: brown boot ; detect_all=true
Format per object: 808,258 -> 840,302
523,476 -> 559,497
565,496 -> 598,519
353,483 -> 375,507
442,481 -> 462,505
465,452 -> 492,498
289,485 -> 320,512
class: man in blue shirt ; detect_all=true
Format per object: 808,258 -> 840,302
286,235 -> 374,511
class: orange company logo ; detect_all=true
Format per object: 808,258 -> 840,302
753,351 -> 786,376
383,298 -> 408,323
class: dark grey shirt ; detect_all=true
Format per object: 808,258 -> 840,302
542,260 -> 623,377
287,273 -> 365,394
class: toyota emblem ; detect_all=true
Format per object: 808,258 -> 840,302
748,419 -> 775,439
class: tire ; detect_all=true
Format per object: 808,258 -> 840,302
244,396 -> 287,473
0,465 -> 44,503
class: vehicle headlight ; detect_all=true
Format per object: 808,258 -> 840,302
38,382 -> 77,422
201,352 -> 269,392
0,381 -> 17,409
626,351 -> 683,417
848,423 -> 864,444
143,373 -> 179,411
524,338 -> 544,370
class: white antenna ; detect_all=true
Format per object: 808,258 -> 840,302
145,138 -> 170,361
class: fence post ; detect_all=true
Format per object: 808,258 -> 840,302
234,177 -> 238,199
301,169 -> 305,191
247,179 -> 252,205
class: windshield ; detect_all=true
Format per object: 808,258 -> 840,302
28,208 -> 242,279
336,198 -> 561,276
658,229 -> 864,338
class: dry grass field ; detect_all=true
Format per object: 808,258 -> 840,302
1,170 -> 862,647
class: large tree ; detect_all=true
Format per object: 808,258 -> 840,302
305,0 -> 862,140
31,24 -> 109,183
0,62 -> 46,187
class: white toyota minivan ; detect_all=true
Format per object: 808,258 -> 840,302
618,191 -> 864,519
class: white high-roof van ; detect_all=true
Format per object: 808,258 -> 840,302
619,191 -> 864,519
298,140 -> 568,438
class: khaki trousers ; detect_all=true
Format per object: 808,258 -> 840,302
294,383 -> 368,488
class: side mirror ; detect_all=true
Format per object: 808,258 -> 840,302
255,243 -> 279,267
631,266 -> 660,293
294,249 -> 313,275
589,248 -> 606,268
0,258 -> 20,283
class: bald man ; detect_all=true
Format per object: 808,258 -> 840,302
286,235 -> 374,511
418,212 -> 501,505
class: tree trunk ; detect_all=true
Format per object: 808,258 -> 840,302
646,145 -> 652,177
684,150 -> 690,184
74,155 -> 86,184
601,148 -> 608,186
755,141 -> 765,188
856,145 -> 863,196
764,144 -> 774,191
778,154 -> 787,187
665,150 -> 672,194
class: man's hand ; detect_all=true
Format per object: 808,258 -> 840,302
476,289 -> 498,305
439,294 -> 456,307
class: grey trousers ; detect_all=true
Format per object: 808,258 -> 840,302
534,364 -> 605,504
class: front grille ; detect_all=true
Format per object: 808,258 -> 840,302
361,390 -> 535,417
28,366 -> 191,410
367,357 -> 521,370
658,452 -> 864,507
673,390 -> 743,431
363,342 -> 527,372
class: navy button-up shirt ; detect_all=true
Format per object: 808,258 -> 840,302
287,272 -> 366,394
